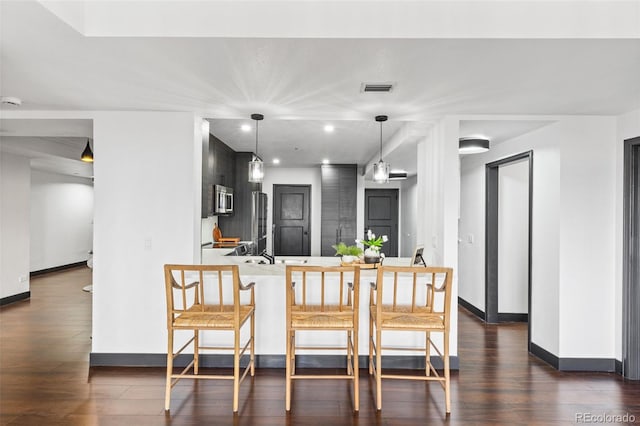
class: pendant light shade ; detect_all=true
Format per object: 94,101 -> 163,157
373,115 -> 389,183
81,139 -> 94,163
459,138 -> 490,154
248,113 -> 264,183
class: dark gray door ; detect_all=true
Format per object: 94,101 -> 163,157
273,185 -> 311,256
364,189 -> 398,257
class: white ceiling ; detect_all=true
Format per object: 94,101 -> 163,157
1,1 -> 638,178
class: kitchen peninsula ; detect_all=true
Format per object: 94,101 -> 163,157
200,250 -> 455,369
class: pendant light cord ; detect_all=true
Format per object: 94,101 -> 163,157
379,121 -> 383,161
255,120 -> 259,158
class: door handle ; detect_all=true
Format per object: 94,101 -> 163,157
304,231 -> 308,235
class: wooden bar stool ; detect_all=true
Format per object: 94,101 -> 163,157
285,265 -> 361,412
369,265 -> 453,413
163,264 -> 255,413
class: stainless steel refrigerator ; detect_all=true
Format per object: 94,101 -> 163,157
251,191 -> 268,255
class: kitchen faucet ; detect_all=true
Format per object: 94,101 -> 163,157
261,251 -> 275,264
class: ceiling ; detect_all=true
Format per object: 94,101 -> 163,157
1,1 -> 638,178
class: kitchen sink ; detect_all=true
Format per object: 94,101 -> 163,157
244,259 -> 267,264
274,259 -> 308,265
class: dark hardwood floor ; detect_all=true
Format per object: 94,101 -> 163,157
1,267 -> 639,425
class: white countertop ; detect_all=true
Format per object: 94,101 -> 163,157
201,250 -> 413,276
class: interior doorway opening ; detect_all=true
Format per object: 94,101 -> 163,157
485,151 -> 533,350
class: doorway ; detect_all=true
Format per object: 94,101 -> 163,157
485,151 -> 533,349
623,136 -> 640,380
364,189 -> 399,257
273,185 -> 311,256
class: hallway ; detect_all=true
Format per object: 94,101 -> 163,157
1,267 -> 638,425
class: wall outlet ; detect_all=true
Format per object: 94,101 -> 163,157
18,275 -> 28,283
144,238 -> 152,250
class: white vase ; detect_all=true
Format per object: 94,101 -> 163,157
341,255 -> 357,264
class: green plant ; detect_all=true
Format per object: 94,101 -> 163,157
332,242 -> 363,257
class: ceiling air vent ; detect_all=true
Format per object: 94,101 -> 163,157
361,82 -> 395,93
389,171 -> 408,180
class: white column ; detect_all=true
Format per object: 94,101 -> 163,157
415,116 -> 460,356
92,111 -> 203,354
0,152 -> 31,299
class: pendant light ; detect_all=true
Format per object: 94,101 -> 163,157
248,113 -> 264,183
459,138 -> 490,154
80,139 -> 94,163
373,115 -> 390,183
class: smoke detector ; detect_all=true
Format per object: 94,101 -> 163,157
1,97 -> 22,106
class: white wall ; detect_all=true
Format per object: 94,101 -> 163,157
558,117 -> 616,358
400,176 -> 417,258
615,108 -> 640,361
30,170 -> 93,271
0,151 -> 31,299
459,116 -> 619,358
497,159 -> 529,314
92,112 -> 203,354
262,167 -> 322,256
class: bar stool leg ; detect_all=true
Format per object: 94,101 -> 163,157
353,328 -> 359,412
285,328 -> 292,411
233,328 -> 240,413
369,313 -> 374,375
376,328 -> 382,410
425,331 -> 431,376
250,311 -> 256,376
194,330 -> 199,375
164,329 -> 174,411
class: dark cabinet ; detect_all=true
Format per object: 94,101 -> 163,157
218,152 -> 261,240
211,134 -> 236,190
321,164 -> 357,256
202,134 -> 236,217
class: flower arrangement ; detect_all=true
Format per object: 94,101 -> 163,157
356,229 -> 388,259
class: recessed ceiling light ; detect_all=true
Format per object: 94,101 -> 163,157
241,124 -> 251,132
322,159 -> 330,164
324,124 -> 334,133
272,158 -> 280,164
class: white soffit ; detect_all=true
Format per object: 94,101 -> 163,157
39,1 -> 640,38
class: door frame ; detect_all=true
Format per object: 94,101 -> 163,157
623,136 -> 640,380
485,151 -> 533,350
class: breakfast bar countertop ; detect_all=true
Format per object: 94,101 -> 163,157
201,251 -> 413,276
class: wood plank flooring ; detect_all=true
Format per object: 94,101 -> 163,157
1,267 -> 639,425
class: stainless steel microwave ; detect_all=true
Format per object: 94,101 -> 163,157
213,185 -> 234,215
